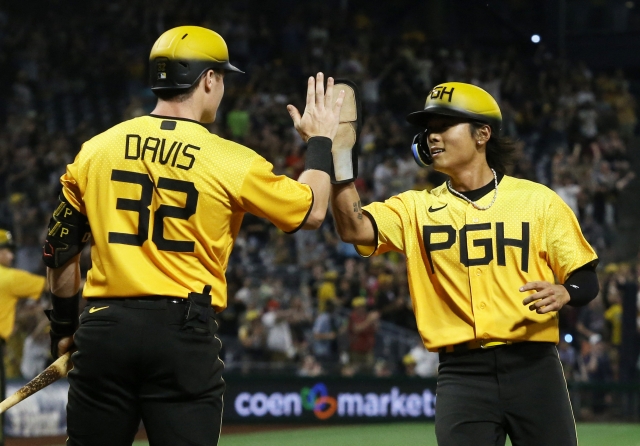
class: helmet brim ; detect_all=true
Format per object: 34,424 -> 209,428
406,106 -> 501,132
222,61 -> 244,74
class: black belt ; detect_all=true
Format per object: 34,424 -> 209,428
86,291 -> 217,335
86,297 -> 187,309
437,340 -> 513,354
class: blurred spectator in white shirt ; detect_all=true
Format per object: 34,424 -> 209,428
20,317 -> 50,380
554,173 -> 581,217
404,343 -> 439,378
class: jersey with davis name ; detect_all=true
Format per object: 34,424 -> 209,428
357,175 -> 598,350
60,115 -> 313,310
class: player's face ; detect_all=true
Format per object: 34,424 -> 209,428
425,116 -> 478,173
0,247 -> 14,267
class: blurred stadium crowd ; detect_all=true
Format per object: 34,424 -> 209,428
1,0 -> 639,419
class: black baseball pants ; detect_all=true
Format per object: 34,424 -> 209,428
66,298 -> 225,446
435,342 -> 577,446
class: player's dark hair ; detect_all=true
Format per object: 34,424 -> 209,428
152,69 -> 223,102
469,122 -> 517,175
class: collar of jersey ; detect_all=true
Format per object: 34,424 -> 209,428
149,114 -> 209,130
433,172 -> 505,202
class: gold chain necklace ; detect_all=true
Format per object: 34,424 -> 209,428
446,169 -> 498,211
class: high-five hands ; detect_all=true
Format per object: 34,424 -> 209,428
287,73 -> 345,143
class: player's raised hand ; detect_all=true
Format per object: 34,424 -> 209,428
520,281 -> 571,314
287,72 -> 345,142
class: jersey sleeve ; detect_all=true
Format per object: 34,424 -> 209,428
60,152 -> 87,215
238,156 -> 313,233
9,269 -> 46,300
355,196 -> 408,257
544,192 -> 598,282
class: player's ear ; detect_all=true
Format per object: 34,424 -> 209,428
203,70 -> 224,93
202,70 -> 214,93
473,124 -> 491,146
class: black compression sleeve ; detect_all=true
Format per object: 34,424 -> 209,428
45,292 -> 80,358
563,268 -> 599,307
50,292 -> 81,319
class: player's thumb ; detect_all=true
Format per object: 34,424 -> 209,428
287,105 -> 301,127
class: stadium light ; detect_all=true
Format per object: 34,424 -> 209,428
564,334 -> 573,343
531,34 -> 541,43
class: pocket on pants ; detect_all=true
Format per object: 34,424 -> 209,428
170,332 -> 222,396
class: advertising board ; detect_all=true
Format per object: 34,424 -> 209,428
225,376 -> 437,423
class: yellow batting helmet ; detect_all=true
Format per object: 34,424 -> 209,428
149,26 -> 243,92
0,229 -> 16,250
406,82 -> 502,133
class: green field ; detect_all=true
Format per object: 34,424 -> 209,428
122,423 -> 640,446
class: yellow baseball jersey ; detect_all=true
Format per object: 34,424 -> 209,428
357,176 -> 598,350
0,265 -> 46,340
61,115 -> 312,310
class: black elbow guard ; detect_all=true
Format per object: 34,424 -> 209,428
43,195 -> 91,268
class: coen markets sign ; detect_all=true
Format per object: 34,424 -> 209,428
234,383 -> 436,420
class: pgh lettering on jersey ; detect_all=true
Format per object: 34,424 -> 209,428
60,115 -> 313,309
356,176 -> 597,350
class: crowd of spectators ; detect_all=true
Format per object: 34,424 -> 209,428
1,2 -> 639,420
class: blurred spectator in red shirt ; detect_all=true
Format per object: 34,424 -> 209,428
348,296 -> 379,374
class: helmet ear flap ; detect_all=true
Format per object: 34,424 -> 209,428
411,132 -> 432,167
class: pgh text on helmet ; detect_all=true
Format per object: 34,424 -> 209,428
149,26 -> 243,92
406,82 -> 502,133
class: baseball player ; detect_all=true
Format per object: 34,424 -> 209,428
0,229 -> 46,446
42,26 -> 344,446
328,82 -> 599,446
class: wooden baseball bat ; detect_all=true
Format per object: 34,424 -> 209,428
0,351 -> 72,414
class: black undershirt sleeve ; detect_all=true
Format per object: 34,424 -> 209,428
563,265 -> 599,307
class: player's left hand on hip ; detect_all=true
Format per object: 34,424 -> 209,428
520,281 -> 570,314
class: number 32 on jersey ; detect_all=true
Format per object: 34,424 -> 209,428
108,169 -> 199,253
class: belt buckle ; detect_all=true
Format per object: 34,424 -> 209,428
480,339 -> 496,349
481,340 -> 510,349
